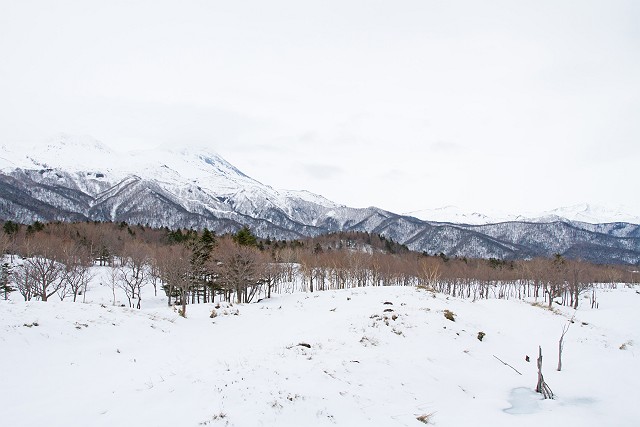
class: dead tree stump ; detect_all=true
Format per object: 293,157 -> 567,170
536,346 -> 554,399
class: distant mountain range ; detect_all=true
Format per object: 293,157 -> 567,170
1,134 -> 639,265
404,204 -> 640,226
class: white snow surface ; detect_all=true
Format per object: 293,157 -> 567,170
406,204 -> 640,225
0,134 -> 266,195
1,268 -> 639,427
2,134 -> 636,226
3,134 -> 635,226
0,134 -> 350,226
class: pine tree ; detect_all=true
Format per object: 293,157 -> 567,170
201,228 -> 215,251
0,263 -> 14,300
234,226 -> 257,247
2,221 -> 19,236
188,229 -> 216,303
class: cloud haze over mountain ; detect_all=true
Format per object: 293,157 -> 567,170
1,0 -> 638,216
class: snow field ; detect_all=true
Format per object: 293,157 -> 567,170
1,266 -> 639,426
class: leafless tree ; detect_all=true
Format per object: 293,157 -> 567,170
62,242 -> 95,302
117,241 -> 149,309
211,238 -> 264,303
262,255 -> 284,299
545,254 -> 566,308
557,313 -> 575,371
25,256 -> 66,302
13,263 -> 35,301
418,256 -> 441,291
21,236 -> 67,302
107,264 -> 119,306
147,251 -> 162,297
157,244 -> 191,316
0,231 -> 10,257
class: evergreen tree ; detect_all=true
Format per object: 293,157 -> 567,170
0,263 -> 14,300
201,228 -> 215,250
26,221 -> 45,235
187,229 -> 216,303
3,221 -> 19,236
234,226 -> 257,247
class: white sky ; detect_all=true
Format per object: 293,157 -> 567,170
1,0 -> 639,216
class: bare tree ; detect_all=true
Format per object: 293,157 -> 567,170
211,238 -> 264,303
22,237 -> 67,302
262,253 -> 284,299
557,313 -> 575,371
30,256 -> 67,301
157,244 -> 191,316
564,260 -> 591,308
0,231 -> 10,256
418,256 -> 441,291
148,251 -> 162,297
546,254 -> 566,308
117,241 -> 149,309
62,242 -> 95,302
107,265 -> 119,306
13,263 -> 35,301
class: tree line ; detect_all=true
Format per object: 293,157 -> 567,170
1,220 -> 637,315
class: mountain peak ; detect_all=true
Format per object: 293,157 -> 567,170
44,133 -> 113,152
405,204 -> 640,225
1,134 -> 639,264
542,203 -> 640,224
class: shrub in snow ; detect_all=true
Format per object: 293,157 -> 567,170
619,341 -> 632,350
416,413 -> 434,424
210,302 -> 240,318
444,309 -> 455,321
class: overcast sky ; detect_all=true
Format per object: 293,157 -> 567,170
1,0 -> 638,216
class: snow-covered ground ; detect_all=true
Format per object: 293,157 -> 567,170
1,267 -> 638,426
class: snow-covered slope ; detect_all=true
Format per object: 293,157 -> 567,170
405,204 -> 640,226
535,203 -> 640,225
0,134 -> 391,236
404,206 -> 511,225
1,134 -> 639,263
1,134 -> 280,201
1,270 -> 639,427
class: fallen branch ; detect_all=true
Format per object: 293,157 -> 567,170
493,355 -> 523,375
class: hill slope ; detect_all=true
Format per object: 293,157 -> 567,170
1,272 -> 638,426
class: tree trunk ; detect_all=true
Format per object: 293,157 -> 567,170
181,289 -> 187,317
536,346 -> 554,399
557,337 -> 563,371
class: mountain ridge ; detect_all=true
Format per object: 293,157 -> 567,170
404,203 -> 640,226
1,135 -> 639,264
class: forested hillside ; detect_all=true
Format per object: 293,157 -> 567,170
2,221 -> 636,315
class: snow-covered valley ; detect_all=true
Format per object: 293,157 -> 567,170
1,267 -> 638,427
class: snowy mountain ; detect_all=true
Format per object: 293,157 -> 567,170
0,134 -> 396,239
404,204 -> 640,226
1,135 -> 640,264
404,206 -> 516,225
534,204 -> 640,225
